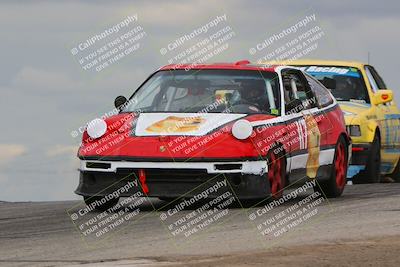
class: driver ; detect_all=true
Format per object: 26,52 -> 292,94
239,80 -> 267,111
334,76 -> 356,100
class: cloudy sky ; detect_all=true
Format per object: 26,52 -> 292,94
1,0 -> 399,201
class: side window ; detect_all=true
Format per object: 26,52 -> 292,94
306,75 -> 334,108
368,66 -> 387,89
365,66 -> 379,93
283,70 -> 316,112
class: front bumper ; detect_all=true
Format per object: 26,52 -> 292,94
79,160 -> 267,175
75,160 -> 271,199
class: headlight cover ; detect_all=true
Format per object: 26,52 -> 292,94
232,119 -> 253,140
87,118 -> 107,139
346,125 -> 361,136
342,110 -> 355,116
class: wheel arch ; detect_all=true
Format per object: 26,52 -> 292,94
268,141 -> 288,195
339,132 -> 351,146
338,132 -> 352,163
365,120 -> 380,143
374,127 -> 381,140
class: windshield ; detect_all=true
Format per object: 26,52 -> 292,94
123,69 -> 281,114
297,65 -> 370,103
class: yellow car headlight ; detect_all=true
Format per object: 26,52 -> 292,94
346,125 -> 361,137
342,110 -> 355,116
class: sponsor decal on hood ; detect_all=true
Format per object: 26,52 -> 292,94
135,113 -> 246,136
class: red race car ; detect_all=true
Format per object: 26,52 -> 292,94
76,61 -> 351,210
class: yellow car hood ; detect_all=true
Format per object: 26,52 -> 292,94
339,101 -> 371,113
338,101 -> 371,124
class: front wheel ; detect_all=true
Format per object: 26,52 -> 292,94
314,136 -> 347,198
83,196 -> 120,212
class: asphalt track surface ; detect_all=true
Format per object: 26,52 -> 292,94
0,183 -> 399,267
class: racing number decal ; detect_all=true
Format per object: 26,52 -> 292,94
294,115 -> 321,178
295,119 -> 308,150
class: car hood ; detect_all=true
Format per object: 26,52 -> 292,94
134,112 -> 247,136
79,112 -> 278,159
338,101 -> 371,124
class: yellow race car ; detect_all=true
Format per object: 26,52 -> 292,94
268,60 -> 400,183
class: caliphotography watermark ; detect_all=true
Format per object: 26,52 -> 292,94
162,100 -> 237,158
70,98 -> 139,139
249,13 -> 325,67
248,178 -> 329,244
159,14 -> 235,70
158,175 -> 238,246
70,14 -> 147,74
78,113 -> 139,157
67,177 -> 150,245
249,97 -> 332,164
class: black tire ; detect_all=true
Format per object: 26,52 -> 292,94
83,196 -> 120,212
389,158 -> 400,183
314,136 -> 348,198
352,133 -> 381,184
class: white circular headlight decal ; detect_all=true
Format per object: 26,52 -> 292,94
87,118 -> 107,139
232,119 -> 253,140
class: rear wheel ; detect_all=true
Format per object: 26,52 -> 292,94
314,136 -> 347,198
83,196 -> 120,212
267,149 -> 286,199
352,133 -> 381,184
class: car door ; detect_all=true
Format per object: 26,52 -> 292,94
305,74 -> 335,146
365,66 -> 391,147
282,69 -> 321,181
365,65 -> 400,170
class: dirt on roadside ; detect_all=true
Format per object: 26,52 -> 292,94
162,235 -> 400,267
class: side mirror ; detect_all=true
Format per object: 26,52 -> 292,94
373,90 -> 393,105
114,95 -> 128,110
